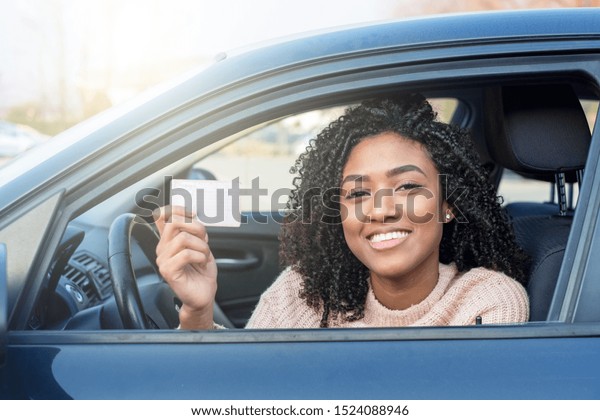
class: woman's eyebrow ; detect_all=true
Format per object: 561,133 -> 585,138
341,165 -> 425,185
386,164 -> 425,177
341,174 -> 366,185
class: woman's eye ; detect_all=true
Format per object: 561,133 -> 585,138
397,183 -> 423,191
346,190 -> 369,199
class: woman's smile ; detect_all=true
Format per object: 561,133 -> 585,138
367,229 -> 411,250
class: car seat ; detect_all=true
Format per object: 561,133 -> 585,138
484,84 -> 591,321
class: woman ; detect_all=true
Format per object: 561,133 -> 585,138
155,94 -> 529,329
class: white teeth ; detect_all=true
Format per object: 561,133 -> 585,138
369,231 -> 409,243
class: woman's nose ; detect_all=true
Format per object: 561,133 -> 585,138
368,189 -> 400,222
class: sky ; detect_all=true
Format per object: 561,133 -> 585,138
66,0 -> 402,74
0,0 -> 592,132
0,0 -> 402,118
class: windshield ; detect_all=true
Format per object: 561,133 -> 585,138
0,65 -> 212,188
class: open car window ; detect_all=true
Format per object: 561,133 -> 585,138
39,86 -> 598,331
21,86 -> 600,331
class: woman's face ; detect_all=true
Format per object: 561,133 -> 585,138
339,132 -> 449,283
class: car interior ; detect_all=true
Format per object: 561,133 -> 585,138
30,77 -> 599,332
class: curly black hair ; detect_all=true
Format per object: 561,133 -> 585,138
279,93 -> 529,327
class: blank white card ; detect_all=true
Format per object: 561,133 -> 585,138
170,179 -> 241,227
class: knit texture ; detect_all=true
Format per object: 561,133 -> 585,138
246,263 -> 529,328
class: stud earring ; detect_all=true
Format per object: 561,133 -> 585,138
445,211 -> 452,221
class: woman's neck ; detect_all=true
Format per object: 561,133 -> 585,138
369,260 -> 440,310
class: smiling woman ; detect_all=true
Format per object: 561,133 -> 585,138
156,94 -> 530,329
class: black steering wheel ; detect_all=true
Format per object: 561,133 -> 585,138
107,213 -> 173,329
107,213 -> 234,329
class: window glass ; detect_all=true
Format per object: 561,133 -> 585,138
581,99 -> 599,131
429,98 -> 459,124
498,170 -> 558,205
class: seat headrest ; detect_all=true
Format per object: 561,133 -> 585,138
485,84 -> 591,176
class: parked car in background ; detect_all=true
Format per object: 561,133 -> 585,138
1,8 -> 600,399
0,121 -> 47,159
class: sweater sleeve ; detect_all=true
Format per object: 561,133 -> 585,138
455,268 -> 530,325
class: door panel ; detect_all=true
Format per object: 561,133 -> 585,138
4,327 -> 600,399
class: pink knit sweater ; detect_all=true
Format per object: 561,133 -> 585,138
246,263 -> 529,328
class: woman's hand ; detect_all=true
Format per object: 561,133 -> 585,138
154,205 -> 217,330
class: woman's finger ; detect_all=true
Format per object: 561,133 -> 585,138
157,248 -> 211,281
156,209 -> 208,255
154,205 -> 195,234
157,230 -> 211,265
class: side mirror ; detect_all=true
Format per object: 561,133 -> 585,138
0,243 -> 7,367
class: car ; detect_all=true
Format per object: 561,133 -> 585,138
0,121 -> 47,161
1,8 -> 600,400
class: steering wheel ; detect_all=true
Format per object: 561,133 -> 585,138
107,213 -> 234,329
107,213 -> 169,329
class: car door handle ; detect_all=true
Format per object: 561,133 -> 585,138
215,255 -> 260,271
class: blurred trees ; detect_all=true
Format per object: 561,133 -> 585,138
5,93 -> 111,136
394,0 -> 600,16
6,103 -> 65,135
